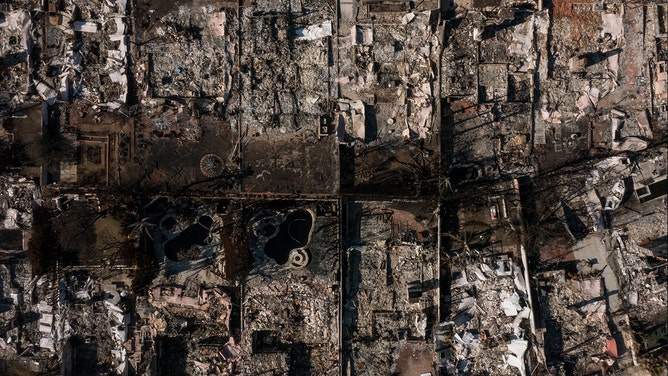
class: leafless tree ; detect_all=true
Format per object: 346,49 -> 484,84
54,201 -> 97,263
24,131 -> 75,170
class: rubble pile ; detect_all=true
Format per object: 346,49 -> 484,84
0,177 -> 33,223
146,282 -> 238,375
438,255 -> 532,375
343,203 -> 438,374
33,0 -> 130,108
149,285 -> 232,327
242,204 -> 340,375
236,0 -> 334,137
610,232 -> 667,324
56,275 -> 133,374
350,242 -> 437,373
537,270 -> 618,374
338,10 -> 439,142
0,260 -> 49,365
0,177 -> 34,259
533,0 -> 665,171
241,272 -> 339,374
442,9 -> 536,181
139,5 -> 235,101
0,9 -> 33,109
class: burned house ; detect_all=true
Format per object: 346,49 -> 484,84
438,254 -> 534,375
236,0 -> 340,194
632,151 -> 668,204
441,8 -> 536,184
0,177 -> 33,259
0,8 -> 33,111
536,270 -> 619,374
436,176 -> 533,375
343,200 -> 439,374
242,201 -> 340,375
33,0 -> 130,109
337,0 -> 442,195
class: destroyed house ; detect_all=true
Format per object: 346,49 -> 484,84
633,154 -> 668,204
536,270 -> 618,374
437,253 -> 534,375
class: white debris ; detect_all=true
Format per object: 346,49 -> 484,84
294,20 -> 332,41
73,21 -> 99,33
401,12 -> 416,25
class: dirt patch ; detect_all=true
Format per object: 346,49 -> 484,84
552,0 -> 595,19
242,134 -> 338,194
395,344 -> 434,376
347,138 -> 439,196
94,215 -> 127,260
